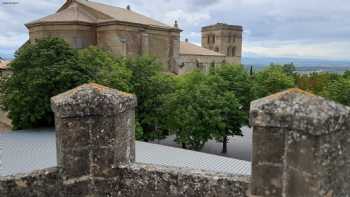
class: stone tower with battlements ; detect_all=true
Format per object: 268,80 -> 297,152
202,23 -> 243,65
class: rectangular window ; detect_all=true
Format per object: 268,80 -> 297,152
232,47 -> 236,57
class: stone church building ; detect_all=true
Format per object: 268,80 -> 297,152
25,0 -> 243,74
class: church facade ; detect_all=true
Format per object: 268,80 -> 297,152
25,0 -> 243,74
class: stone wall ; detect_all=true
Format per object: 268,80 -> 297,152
0,168 -> 59,197
1,85 -> 350,197
28,22 -> 180,72
177,54 -> 241,74
28,24 -> 97,49
105,163 -> 250,197
0,164 -> 249,197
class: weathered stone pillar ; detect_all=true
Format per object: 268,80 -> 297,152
250,88 -> 350,197
51,83 -> 137,196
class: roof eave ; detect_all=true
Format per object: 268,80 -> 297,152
97,20 -> 182,32
25,21 -> 96,29
179,53 -> 225,57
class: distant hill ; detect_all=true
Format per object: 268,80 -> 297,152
242,57 -> 350,73
0,52 -> 14,60
243,56 -> 350,67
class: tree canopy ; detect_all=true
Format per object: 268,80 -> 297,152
255,65 -> 295,97
165,72 -> 245,151
0,38 -> 132,129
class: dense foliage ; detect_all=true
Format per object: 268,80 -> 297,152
127,57 -> 176,141
255,65 -> 295,97
2,37 -> 350,153
165,72 -> 245,151
0,39 -> 132,129
209,64 -> 257,114
0,38 -> 88,129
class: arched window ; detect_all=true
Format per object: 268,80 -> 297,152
212,35 -> 216,44
207,35 -> 210,44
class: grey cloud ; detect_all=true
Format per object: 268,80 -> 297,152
0,0 -> 349,60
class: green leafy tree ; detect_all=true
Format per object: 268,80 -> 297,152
77,46 -> 132,92
322,77 -> 350,106
255,65 -> 295,97
0,38 -> 87,129
210,64 -> 257,113
282,63 -> 296,76
166,72 -> 245,152
0,38 -> 132,129
208,75 -> 246,153
137,73 -> 176,140
343,70 -> 350,79
126,56 -> 175,141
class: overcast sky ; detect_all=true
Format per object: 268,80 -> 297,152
1,0 -> 350,60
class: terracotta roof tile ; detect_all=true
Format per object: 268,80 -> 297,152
180,41 -> 225,57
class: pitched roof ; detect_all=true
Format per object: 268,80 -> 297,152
76,0 -> 172,28
26,0 -> 176,30
28,2 -> 98,24
180,41 -> 225,57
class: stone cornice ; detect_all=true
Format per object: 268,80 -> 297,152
25,20 -> 182,33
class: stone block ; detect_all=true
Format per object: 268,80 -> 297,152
60,148 -> 90,180
285,168 -> 319,197
286,130 -> 320,175
91,147 -> 116,177
252,126 -> 285,164
63,179 -> 90,197
89,116 -> 118,147
251,164 -> 283,197
55,117 -> 90,150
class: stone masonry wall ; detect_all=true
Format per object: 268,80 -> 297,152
0,168 -> 59,197
109,163 -> 250,197
0,164 -> 250,197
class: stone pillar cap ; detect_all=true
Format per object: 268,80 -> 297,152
51,83 -> 137,118
250,88 -> 350,136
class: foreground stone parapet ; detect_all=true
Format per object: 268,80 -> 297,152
250,88 -> 350,197
51,83 -> 137,118
51,83 -> 137,196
